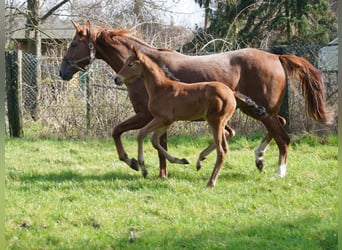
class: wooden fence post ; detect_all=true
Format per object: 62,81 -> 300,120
6,50 -> 23,137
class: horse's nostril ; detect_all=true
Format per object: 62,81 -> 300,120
114,77 -> 120,85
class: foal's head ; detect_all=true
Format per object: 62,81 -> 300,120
114,53 -> 143,86
114,48 -> 178,85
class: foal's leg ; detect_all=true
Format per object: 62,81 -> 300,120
260,115 -> 289,177
206,119 -> 228,188
136,117 -> 168,178
196,124 -> 234,171
254,115 -> 286,172
151,129 -> 190,164
112,112 -> 168,178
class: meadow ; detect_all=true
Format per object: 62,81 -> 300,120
5,133 -> 338,249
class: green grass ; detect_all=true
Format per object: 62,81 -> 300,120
5,134 -> 338,249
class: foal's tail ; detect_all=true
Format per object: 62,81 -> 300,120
234,92 -> 267,118
279,55 -> 334,124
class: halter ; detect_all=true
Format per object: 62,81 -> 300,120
63,25 -> 96,72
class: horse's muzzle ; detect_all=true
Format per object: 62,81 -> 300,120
59,67 -> 74,81
114,75 -> 125,86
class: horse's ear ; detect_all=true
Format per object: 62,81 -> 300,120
71,20 -> 81,32
85,20 -> 91,29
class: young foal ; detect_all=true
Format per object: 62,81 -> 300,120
114,48 -> 237,187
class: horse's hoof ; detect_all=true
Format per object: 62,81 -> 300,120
130,158 -> 139,171
196,162 -> 202,171
206,182 -> 215,188
255,160 -> 264,172
142,169 -> 148,178
181,158 -> 190,164
159,169 -> 168,179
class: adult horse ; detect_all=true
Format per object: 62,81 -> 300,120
59,20 -> 334,178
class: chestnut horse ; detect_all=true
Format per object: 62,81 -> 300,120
114,47 -> 265,187
59,21 -> 334,178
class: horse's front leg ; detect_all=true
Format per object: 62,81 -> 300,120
157,133 -> 168,178
112,112 -> 153,171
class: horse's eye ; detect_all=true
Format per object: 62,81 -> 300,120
70,42 -> 77,48
128,62 -> 134,67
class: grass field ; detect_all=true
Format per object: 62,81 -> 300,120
5,134 -> 338,249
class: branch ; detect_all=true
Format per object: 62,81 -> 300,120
40,0 -> 70,22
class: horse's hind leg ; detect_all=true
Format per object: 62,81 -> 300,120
260,115 -> 289,177
151,129 -> 190,165
254,115 -> 286,172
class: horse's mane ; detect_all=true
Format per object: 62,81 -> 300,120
160,64 -> 179,81
106,28 -> 175,53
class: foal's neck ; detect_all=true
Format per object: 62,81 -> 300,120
142,63 -> 171,97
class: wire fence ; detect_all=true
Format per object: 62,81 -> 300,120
5,43 -> 338,139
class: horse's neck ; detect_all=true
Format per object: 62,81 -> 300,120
94,42 -> 124,72
95,31 -> 159,73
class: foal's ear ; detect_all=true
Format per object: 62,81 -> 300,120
130,45 -> 140,57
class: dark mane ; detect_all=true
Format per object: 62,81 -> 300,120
160,64 -> 179,81
158,48 -> 174,52
107,29 -> 178,54
107,29 -> 157,50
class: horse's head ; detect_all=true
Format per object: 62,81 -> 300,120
114,48 -> 143,85
59,20 -> 96,81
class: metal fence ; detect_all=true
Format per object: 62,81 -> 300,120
5,44 -> 338,139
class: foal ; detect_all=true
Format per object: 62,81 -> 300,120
114,48 -> 238,187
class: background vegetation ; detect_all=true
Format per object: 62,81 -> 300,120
189,0 -> 337,51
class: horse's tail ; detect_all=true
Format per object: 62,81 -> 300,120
279,55 -> 334,124
234,92 -> 267,118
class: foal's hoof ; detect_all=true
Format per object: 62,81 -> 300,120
130,158 -> 139,171
255,159 -> 264,172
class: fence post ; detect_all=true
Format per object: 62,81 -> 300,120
6,50 -> 23,137
86,73 -> 91,134
79,71 -> 91,135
